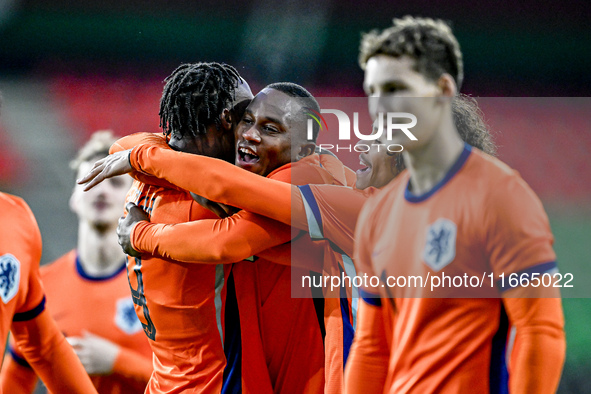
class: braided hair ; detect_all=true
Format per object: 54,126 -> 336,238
159,62 -> 243,138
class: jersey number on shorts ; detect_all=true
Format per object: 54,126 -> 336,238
127,257 -> 156,340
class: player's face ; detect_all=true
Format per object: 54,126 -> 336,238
235,88 -> 306,176
355,120 -> 401,190
364,54 -> 444,151
71,159 -> 132,230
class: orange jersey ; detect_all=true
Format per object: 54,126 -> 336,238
351,144 -> 565,393
130,160 -> 326,394
0,192 -> 97,394
296,184 -> 375,260
124,136 -> 359,393
5,250 -> 153,394
0,193 -> 45,352
112,134 -> 234,394
295,183 -> 378,394
128,139 -> 376,393
127,138 -> 371,242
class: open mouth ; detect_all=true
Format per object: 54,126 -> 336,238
356,156 -> 371,175
237,146 -> 260,164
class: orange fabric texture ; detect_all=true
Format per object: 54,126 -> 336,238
111,134 -> 237,394
0,356 -> 37,394
344,300 -> 389,394
129,139 -> 375,257
5,250 -> 153,393
503,297 -> 565,393
122,134 -> 358,393
349,147 -> 565,393
0,192 -> 97,394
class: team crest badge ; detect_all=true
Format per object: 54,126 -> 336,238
422,219 -> 457,271
114,297 -> 143,334
0,254 -> 20,304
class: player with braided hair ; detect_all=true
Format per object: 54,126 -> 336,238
154,62 -> 251,164
108,61 -> 256,393
159,62 -> 245,138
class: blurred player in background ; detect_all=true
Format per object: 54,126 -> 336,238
0,130 -> 152,394
0,98 -> 97,393
347,16 -> 566,393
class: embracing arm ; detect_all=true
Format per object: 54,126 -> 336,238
130,144 -> 296,223
128,207 -> 295,264
108,133 -> 180,191
132,145 -> 368,254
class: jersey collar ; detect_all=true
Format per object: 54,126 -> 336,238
404,143 -> 472,203
76,254 -> 127,281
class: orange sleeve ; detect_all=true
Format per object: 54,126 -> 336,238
317,152 -> 357,187
503,297 -> 565,394
112,347 -> 153,391
256,235 -> 325,271
129,143 -> 366,252
0,345 -> 38,394
128,144 -> 296,226
12,197 -> 45,315
344,299 -> 389,394
345,196 -> 390,393
11,309 -> 97,394
109,132 -> 182,191
485,174 -> 556,280
131,210 -> 295,264
353,192 -> 379,289
109,132 -> 170,154
298,185 -> 367,257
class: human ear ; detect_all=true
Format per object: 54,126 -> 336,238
220,109 -> 233,130
296,143 -> 316,161
437,74 -> 457,98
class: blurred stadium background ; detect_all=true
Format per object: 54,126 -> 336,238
0,1 -> 589,392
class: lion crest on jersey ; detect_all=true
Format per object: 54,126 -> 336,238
0,254 -> 20,304
422,218 -> 457,271
115,297 -> 143,334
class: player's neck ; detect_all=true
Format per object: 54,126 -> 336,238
404,116 -> 465,196
77,221 -> 126,277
